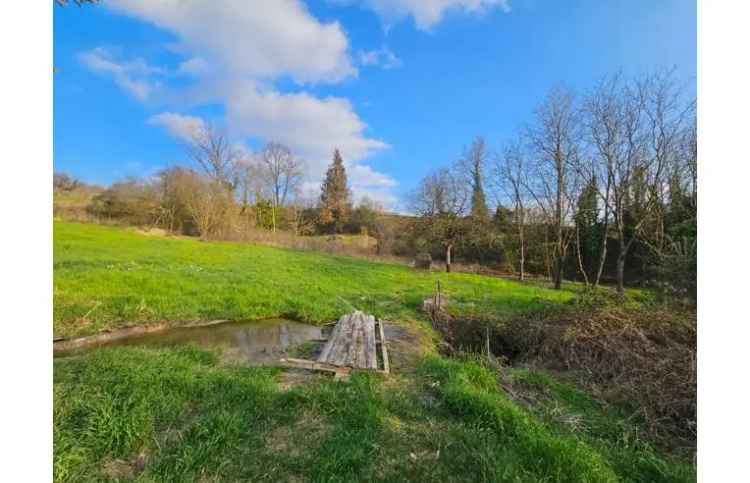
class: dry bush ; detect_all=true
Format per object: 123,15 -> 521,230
498,294 -> 696,448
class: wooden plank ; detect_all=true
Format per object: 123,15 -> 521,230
279,357 -> 351,376
329,312 -> 355,366
343,312 -> 360,367
377,320 -> 390,374
317,311 -> 387,371
364,314 -> 377,369
317,313 -> 347,362
327,314 -> 355,366
351,311 -> 368,368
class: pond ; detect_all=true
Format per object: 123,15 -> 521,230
54,319 -> 328,365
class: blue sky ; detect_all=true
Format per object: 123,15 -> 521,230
54,0 -> 696,211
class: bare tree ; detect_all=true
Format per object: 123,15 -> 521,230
258,142 -> 305,232
411,168 -> 469,272
525,88 -> 582,289
259,142 -> 304,207
681,116 -> 697,205
236,158 -> 259,214
456,136 -> 490,220
580,71 -> 689,293
187,124 -> 239,193
53,173 -> 82,192
580,74 -> 624,287
490,139 -> 529,281
181,173 -> 233,239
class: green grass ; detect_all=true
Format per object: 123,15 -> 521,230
54,221 -> 573,338
53,221 -> 693,481
507,369 -> 694,482
54,346 -> 694,482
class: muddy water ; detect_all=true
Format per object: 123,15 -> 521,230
55,319 -> 328,365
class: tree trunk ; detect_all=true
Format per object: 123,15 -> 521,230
594,217 -> 608,287
616,242 -> 627,294
554,155 -> 564,290
518,220 -> 525,281
554,254 -> 564,290
575,224 -> 589,288
445,243 -> 452,273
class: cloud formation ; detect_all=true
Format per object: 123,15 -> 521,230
108,0 -> 356,83
85,0 -> 398,206
147,112 -> 206,142
358,0 -> 511,30
358,46 -> 403,69
78,47 -> 164,101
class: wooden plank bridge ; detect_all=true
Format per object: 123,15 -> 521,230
280,311 -> 390,378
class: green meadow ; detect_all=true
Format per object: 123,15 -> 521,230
53,222 -> 694,482
53,221 -> 572,338
54,347 -> 693,482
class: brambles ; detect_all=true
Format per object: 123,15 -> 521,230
497,293 -> 696,450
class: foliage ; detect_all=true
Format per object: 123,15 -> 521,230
462,137 -> 490,220
651,236 -> 697,301
319,149 -> 352,233
53,172 -> 82,192
574,176 -> 603,281
87,178 -> 162,226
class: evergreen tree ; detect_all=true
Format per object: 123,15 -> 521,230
665,167 -> 696,240
319,149 -> 352,233
471,177 -> 489,220
574,177 -> 602,281
463,137 -> 490,220
492,204 -> 513,232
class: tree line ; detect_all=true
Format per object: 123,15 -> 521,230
55,123 -> 394,247
410,70 -> 696,297
54,69 -> 696,297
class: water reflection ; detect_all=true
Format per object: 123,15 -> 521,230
56,319 -> 325,365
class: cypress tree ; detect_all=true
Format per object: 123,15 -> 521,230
575,177 -> 602,281
319,149 -> 352,233
466,137 -> 489,220
471,174 -> 489,220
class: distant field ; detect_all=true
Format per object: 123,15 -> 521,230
53,221 -> 573,338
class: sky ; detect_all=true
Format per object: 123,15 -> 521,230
53,0 -> 696,211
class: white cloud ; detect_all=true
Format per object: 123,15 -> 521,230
94,0 -> 398,206
349,164 -> 397,188
220,79 -> 388,179
357,0 -> 511,30
177,57 -> 209,76
108,0 -> 356,83
349,164 -> 398,210
352,188 -> 399,210
78,47 -> 164,101
147,112 -> 206,142
358,47 -> 402,69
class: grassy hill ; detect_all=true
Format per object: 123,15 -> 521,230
53,221 -> 573,338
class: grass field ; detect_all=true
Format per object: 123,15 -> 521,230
54,346 -> 693,482
54,221 -> 573,338
53,222 -> 694,481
